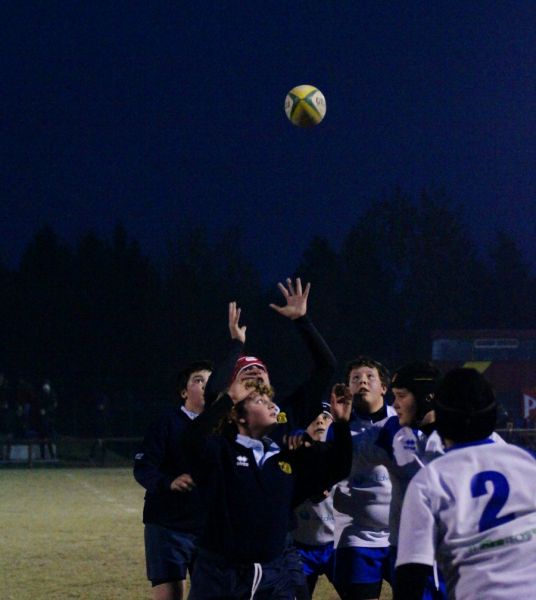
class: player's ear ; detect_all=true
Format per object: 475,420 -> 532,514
180,389 -> 188,400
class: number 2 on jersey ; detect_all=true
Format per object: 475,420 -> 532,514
470,470 -> 516,532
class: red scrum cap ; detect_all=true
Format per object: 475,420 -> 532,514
230,356 -> 269,382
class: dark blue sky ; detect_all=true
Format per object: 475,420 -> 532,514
2,2 -> 534,280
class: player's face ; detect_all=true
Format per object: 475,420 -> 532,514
238,365 -> 270,387
182,369 -> 212,414
392,387 -> 417,426
240,394 -> 279,435
348,366 -> 386,413
306,411 -> 334,441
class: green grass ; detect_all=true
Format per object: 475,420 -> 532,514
0,468 -> 146,599
0,468 -> 391,599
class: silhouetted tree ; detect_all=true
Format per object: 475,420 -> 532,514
486,229 -> 536,328
104,224 -> 163,387
15,225 -> 75,380
3,190 -> 535,436
400,189 -> 485,356
162,226 -> 264,392
340,189 -> 412,366
291,236 -> 345,366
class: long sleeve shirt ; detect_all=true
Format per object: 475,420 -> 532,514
133,407 -> 204,533
182,393 -> 352,564
204,315 -> 337,433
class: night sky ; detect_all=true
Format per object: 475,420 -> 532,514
2,2 -> 535,281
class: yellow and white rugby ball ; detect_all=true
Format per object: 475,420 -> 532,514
284,85 -> 326,128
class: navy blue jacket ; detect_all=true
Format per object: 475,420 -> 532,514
183,394 -> 352,564
133,407 -> 203,533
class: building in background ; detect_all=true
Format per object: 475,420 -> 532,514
432,330 -> 536,426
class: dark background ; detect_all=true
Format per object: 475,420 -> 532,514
1,2 -> 534,435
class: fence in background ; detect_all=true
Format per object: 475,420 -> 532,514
1,428 -> 535,469
0,436 -> 143,467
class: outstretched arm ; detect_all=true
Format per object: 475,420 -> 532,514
270,278 -> 337,427
203,301 -> 246,407
288,396 -> 353,507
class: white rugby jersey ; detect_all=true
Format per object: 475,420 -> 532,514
333,406 -> 396,548
293,489 -> 335,547
358,421 -> 503,547
371,419 -> 445,546
397,439 -> 536,599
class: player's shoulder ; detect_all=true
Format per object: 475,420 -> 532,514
381,415 -> 405,439
150,406 -> 191,433
427,436 -> 533,470
423,429 -> 445,458
386,405 -> 397,418
461,437 -> 533,456
496,439 -> 536,461
156,405 -> 189,426
427,439 -> 536,496
374,416 -> 405,457
141,406 -> 168,431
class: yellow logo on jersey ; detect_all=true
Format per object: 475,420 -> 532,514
277,411 -> 288,424
278,461 -> 292,475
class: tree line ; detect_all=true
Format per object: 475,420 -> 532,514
1,188 -> 534,434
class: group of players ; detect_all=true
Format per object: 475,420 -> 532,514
133,278 -> 536,600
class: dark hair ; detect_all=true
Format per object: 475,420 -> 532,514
391,361 -> 441,421
345,356 -> 391,388
177,360 -> 213,397
434,368 -> 497,443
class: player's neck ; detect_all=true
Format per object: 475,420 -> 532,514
237,424 -> 270,440
354,397 -> 384,415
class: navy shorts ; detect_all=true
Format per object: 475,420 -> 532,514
295,541 -> 335,581
283,538 -> 307,589
334,546 -> 391,586
189,549 -> 294,600
144,523 -> 197,585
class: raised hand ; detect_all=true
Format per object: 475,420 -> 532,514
330,383 -> 353,422
269,277 -> 311,320
228,378 -> 256,404
228,301 -> 246,343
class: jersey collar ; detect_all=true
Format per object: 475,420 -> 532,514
235,434 -> 280,466
354,403 -> 388,423
446,437 -> 495,452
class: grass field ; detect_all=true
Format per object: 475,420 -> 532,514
0,468 -> 392,599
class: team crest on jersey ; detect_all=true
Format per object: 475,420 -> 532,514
278,461 -> 292,474
393,428 -> 421,466
134,452 -> 144,460
236,455 -> 249,467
